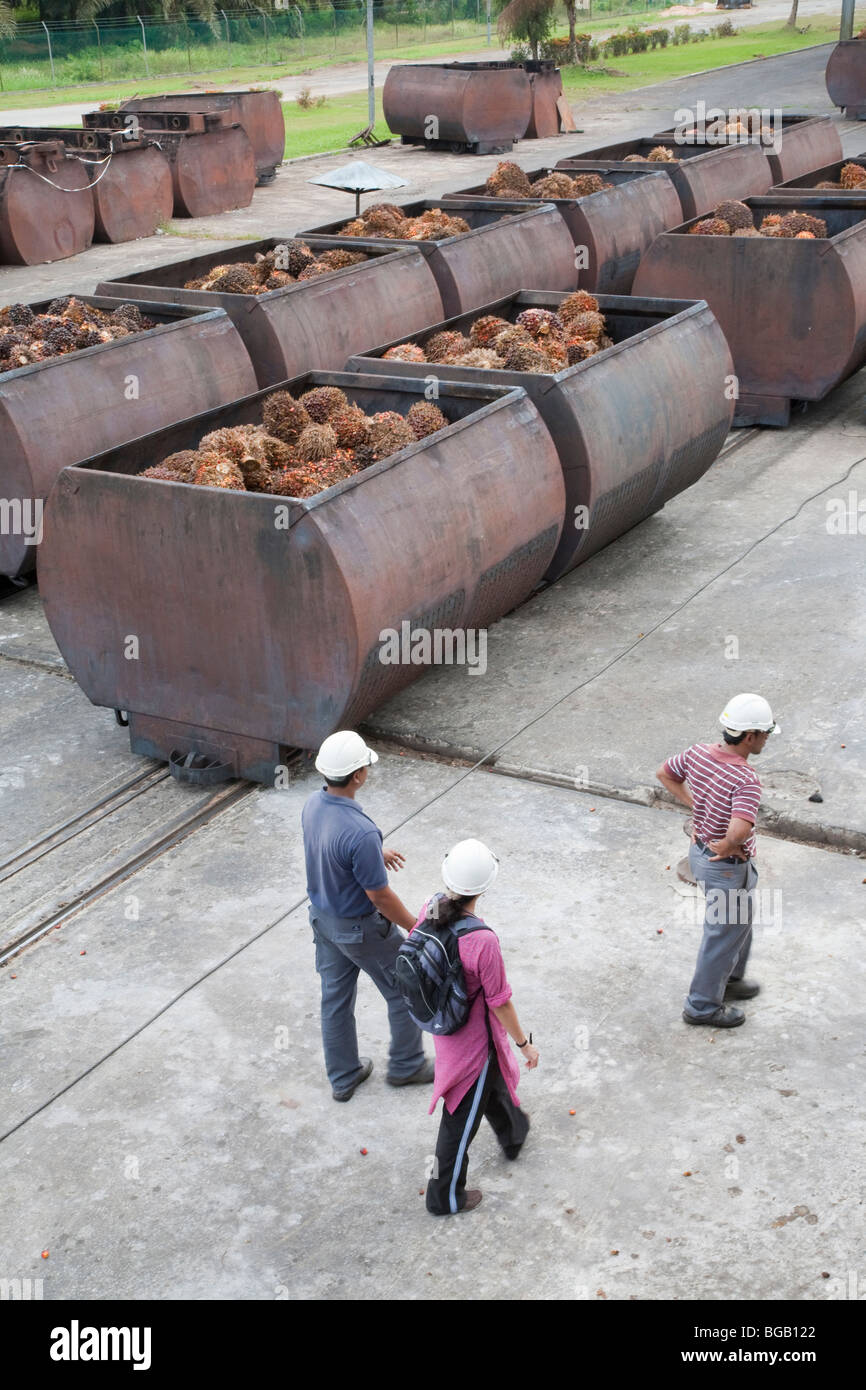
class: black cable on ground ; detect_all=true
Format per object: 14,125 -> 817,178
2,451 -> 863,1148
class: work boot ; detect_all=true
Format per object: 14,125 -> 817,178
461,1190 -> 483,1212
386,1058 -> 435,1087
682,1006 -> 746,1028
725,978 -> 761,1000
332,1058 -> 373,1102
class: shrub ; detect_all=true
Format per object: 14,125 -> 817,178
648,28 -> 669,49
624,27 -> 649,53
715,19 -> 738,37
673,22 -> 691,45
296,88 -> 325,109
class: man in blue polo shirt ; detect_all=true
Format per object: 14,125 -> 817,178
302,730 -> 433,1102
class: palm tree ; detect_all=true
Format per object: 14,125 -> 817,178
0,2 -> 16,41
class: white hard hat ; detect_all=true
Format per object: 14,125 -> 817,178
315,730 -> 379,779
442,838 -> 499,896
719,693 -> 780,736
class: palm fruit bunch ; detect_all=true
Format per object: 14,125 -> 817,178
383,343 -> 428,362
689,202 -> 827,239
713,200 -> 754,231
529,171 -> 580,199
525,171 -> 612,200
355,411 -> 417,466
316,248 -> 368,271
647,145 -> 676,162
140,386 -> 447,498
404,208 -> 471,241
516,307 -> 565,342
840,162 -> 866,189
262,391 -> 311,444
192,454 -> 246,490
491,324 -> 533,357
269,455 -> 357,499
295,423 -> 339,462
330,404 -> 371,449
570,172 -> 612,197
0,298 -> 155,373
469,315 -> 511,348
690,217 -> 735,236
183,240 -> 368,295
375,290 -> 612,377
485,161 -> 533,198
426,330 -> 470,362
757,210 -> 827,238
299,385 -> 349,423
407,401 -> 448,439
142,450 -> 200,482
451,346 -> 506,369
335,202 -> 409,237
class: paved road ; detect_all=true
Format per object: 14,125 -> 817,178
0,1 -> 847,126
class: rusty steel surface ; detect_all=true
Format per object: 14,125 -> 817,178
383,63 -> 532,149
0,142 -> 94,265
0,128 -> 174,243
163,127 -> 256,218
38,373 -> 565,775
119,91 -> 285,184
442,167 -> 682,294
633,196 -> 866,427
652,116 -> 842,188
83,110 -> 231,135
89,145 -> 174,243
298,200 -> 575,315
826,40 -> 866,119
346,290 -> 733,581
97,238 -> 444,387
771,154 -> 866,193
524,65 -> 563,141
556,137 -> 772,220
0,300 -> 256,580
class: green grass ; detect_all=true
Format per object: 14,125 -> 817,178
559,19 -> 846,102
4,5 -> 855,111
285,90 -> 386,160
275,20 -> 847,162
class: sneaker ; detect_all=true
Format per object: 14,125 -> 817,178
725,978 -> 761,1000
332,1058 -> 373,1102
683,1006 -> 746,1029
461,1190 -> 483,1212
386,1058 -> 435,1087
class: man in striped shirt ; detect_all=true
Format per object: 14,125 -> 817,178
656,693 -> 780,1028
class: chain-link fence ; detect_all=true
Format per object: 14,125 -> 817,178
0,2 -> 673,95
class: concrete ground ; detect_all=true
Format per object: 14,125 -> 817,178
0,41 -> 859,303
0,46 -> 864,1302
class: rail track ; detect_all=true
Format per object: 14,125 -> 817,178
0,772 -> 259,968
0,417 -> 832,968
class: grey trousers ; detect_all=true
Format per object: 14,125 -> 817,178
685,843 -> 758,1019
309,906 -> 426,1090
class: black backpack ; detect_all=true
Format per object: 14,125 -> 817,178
395,903 -> 491,1036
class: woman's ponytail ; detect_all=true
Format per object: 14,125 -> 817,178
427,892 -> 474,930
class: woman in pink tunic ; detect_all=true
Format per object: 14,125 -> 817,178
419,839 -> 539,1216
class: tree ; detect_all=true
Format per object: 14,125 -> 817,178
564,0 -> 579,62
0,2 -> 16,40
497,0 -> 557,61
786,0 -> 799,28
